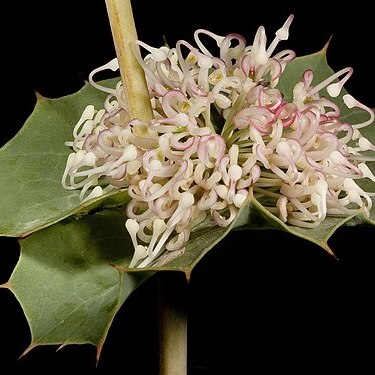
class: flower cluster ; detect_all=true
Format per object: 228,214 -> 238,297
63,15 -> 375,267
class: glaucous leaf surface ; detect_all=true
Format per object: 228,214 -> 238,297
1,48 -> 374,355
0,79 -> 128,238
3,209 -> 150,359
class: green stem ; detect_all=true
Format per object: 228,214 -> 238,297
105,3 -> 188,373
158,272 -> 188,375
105,0 -> 153,121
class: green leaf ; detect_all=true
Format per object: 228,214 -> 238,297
1,47 -> 374,358
144,46 -> 375,271
3,209 -> 150,359
132,198 -> 278,273
278,42 -> 372,126
148,47 -> 374,271
277,43 -> 332,102
277,44 -> 375,229
0,78 -> 129,238
130,197 -> 355,273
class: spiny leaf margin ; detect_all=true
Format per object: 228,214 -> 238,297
0,78 -> 128,238
2,209 -> 151,360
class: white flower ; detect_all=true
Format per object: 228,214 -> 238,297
63,15 -> 375,267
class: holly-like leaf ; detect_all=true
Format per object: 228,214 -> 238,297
277,43 -> 331,102
2,209 -> 150,360
1,47 -> 374,357
278,42 -> 372,124
0,78 -> 129,238
277,45 -> 375,227
130,195 -> 368,273
133,47 -> 375,272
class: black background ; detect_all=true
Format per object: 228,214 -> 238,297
1,1 -> 374,374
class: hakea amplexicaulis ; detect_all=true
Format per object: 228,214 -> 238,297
62,15 -> 375,268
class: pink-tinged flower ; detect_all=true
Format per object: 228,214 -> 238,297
63,15 -> 374,267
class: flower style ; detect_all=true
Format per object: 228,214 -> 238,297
62,15 -> 375,268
